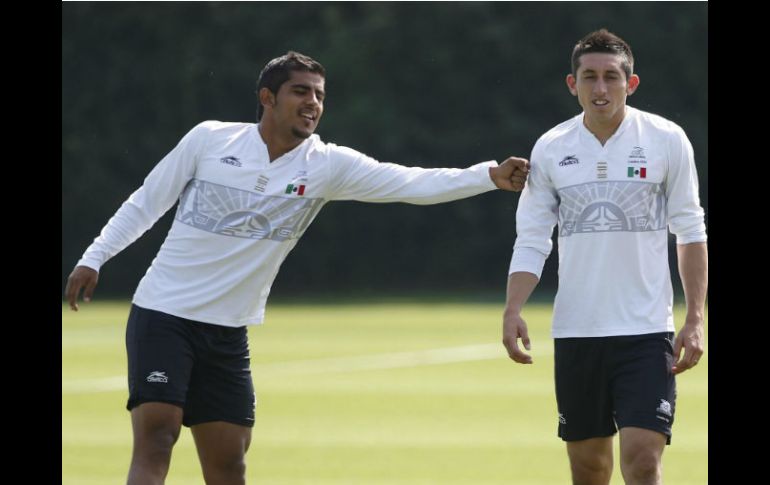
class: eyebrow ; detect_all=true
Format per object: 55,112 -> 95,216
581,68 -> 621,76
289,83 -> 325,96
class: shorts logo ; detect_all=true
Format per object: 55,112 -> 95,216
558,413 -> 566,424
146,371 -> 168,383
656,399 -> 672,417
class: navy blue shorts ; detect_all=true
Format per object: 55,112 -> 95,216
554,332 -> 676,444
125,304 -> 255,428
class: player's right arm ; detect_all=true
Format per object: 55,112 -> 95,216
65,122 -> 210,310
502,271 -> 539,363
65,266 -> 98,311
503,138 -> 559,363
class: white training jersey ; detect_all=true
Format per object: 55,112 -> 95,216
77,121 -> 498,326
509,106 -> 706,338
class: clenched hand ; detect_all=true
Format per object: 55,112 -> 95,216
489,156 -> 530,191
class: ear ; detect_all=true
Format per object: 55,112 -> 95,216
258,87 -> 276,111
566,74 -> 578,96
627,74 -> 640,96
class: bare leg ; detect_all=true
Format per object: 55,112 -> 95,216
619,427 -> 667,485
127,402 -> 184,485
566,436 -> 614,485
191,421 -> 253,485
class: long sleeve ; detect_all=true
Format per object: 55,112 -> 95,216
324,145 -> 497,204
76,122 -> 210,271
508,139 -> 559,278
665,125 -> 707,244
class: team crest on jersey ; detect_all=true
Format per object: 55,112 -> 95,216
286,171 -> 308,196
627,146 -> 647,164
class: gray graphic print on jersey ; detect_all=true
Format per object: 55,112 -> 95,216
175,179 -> 325,241
557,181 -> 665,237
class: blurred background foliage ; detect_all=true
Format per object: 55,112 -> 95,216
62,2 -> 707,299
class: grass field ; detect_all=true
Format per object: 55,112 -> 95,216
62,301 -> 707,484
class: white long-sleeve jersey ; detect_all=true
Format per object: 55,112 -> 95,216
77,121 -> 498,326
509,107 -> 707,338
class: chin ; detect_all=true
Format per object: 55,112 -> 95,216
291,127 -> 313,139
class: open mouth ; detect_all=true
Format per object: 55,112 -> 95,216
300,111 -> 317,122
592,99 -> 609,106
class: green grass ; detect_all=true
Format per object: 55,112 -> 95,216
62,301 -> 707,484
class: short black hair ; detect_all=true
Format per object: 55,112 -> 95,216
256,51 -> 325,121
571,29 -> 634,80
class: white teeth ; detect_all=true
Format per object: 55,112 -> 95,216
594,100 -> 608,105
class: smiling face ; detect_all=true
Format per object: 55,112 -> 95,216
566,52 -> 639,133
260,70 -> 325,141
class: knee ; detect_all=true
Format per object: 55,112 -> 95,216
204,457 -> 246,483
623,451 -> 661,481
570,455 -> 612,485
135,424 -> 181,459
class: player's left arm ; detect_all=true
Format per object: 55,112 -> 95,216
672,241 -> 707,375
489,157 -> 530,191
665,124 -> 708,375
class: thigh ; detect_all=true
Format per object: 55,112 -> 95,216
566,436 -> 614,467
131,402 -> 184,444
619,426 -> 667,463
183,324 -> 256,428
126,304 -> 195,410
555,337 -> 616,442
191,421 -> 253,465
611,332 -> 676,444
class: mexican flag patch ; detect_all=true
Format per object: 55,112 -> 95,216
627,167 -> 646,179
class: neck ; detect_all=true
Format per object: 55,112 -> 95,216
583,107 -> 626,146
258,120 -> 304,162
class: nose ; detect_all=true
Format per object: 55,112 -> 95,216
307,91 -> 321,107
593,78 -> 608,96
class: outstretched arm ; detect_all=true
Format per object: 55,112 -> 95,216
489,156 -> 529,191
325,147 -> 529,204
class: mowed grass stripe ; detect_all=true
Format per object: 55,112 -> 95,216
62,301 -> 707,485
